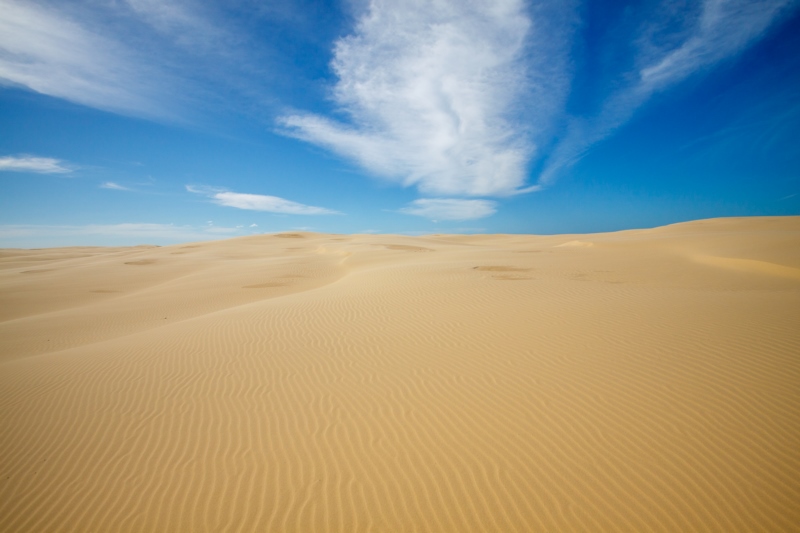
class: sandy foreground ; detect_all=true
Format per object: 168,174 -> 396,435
1,216 -> 799,532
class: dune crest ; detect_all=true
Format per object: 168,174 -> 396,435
1,217 -> 799,532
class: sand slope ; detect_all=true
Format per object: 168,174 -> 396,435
1,217 -> 799,532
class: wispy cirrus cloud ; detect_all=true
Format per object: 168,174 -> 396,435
538,0 -> 798,185
0,0 -> 315,123
279,0 -> 575,197
122,0 -> 235,55
0,0 -> 177,119
124,0 -> 208,35
0,155 -> 72,174
187,185 -> 341,215
399,198 -> 497,221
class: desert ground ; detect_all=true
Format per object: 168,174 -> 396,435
1,216 -> 799,532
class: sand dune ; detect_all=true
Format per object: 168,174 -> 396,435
1,216 -> 799,532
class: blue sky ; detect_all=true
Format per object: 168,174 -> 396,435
1,0 -> 799,246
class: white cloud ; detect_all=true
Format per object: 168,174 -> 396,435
637,0 -> 794,91
538,0 -> 797,185
213,192 -> 340,215
187,185 -> 341,215
279,0 -> 575,197
249,223 -> 258,227
0,0 -> 181,119
0,0 -> 292,123
0,155 -> 71,174
125,0 -> 204,33
100,182 -> 131,191
123,0 -> 235,56
399,198 -> 497,221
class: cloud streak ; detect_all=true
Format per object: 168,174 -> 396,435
538,0 -> 797,185
0,0 -> 320,123
100,182 -> 131,191
399,198 -> 497,221
279,0 -> 574,197
187,186 -> 341,215
0,155 -> 71,174
0,0 -> 175,118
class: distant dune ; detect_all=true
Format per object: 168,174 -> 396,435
1,217 -> 799,532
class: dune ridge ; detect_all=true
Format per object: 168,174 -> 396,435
1,217 -> 799,532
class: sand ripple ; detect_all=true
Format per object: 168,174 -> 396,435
1,219 -> 799,532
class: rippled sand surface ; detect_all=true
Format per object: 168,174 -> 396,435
1,217 -> 799,532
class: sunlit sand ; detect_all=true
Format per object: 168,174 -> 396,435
1,216 -> 799,532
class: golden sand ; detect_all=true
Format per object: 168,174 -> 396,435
1,216 -> 799,532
